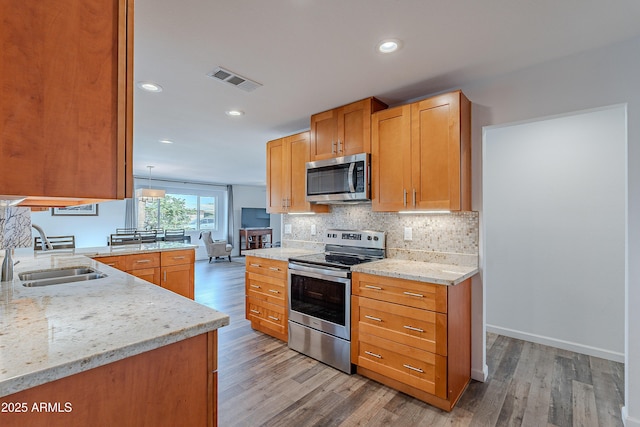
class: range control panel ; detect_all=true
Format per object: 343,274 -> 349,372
324,229 -> 385,249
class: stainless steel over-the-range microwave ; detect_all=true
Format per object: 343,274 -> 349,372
305,153 -> 370,203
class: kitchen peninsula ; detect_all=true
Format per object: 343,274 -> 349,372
0,250 -> 229,427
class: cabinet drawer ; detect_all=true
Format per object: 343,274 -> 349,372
161,249 -> 195,266
353,273 -> 447,313
126,252 -> 160,270
246,272 -> 286,306
246,296 -> 287,335
93,256 -> 126,271
246,256 -> 287,280
357,297 -> 447,356
358,332 -> 447,399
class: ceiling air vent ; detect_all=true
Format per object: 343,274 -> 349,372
206,67 -> 262,92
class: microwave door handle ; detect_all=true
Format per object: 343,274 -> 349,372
348,162 -> 356,193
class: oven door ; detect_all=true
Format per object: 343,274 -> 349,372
288,262 -> 351,340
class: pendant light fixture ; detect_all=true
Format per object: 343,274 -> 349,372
135,166 -> 165,202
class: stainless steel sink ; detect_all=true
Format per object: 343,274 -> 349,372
20,267 -> 107,287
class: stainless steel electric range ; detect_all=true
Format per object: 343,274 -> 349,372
287,229 -> 385,373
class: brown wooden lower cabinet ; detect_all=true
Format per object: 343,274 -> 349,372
244,256 -> 288,341
94,249 -> 194,299
351,272 -> 471,412
161,250 -> 196,299
0,331 -> 219,427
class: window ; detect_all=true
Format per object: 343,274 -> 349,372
138,193 -> 217,231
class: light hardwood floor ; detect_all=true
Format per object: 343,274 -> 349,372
195,259 -> 624,427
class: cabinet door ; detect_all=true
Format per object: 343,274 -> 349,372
266,138 -> 286,213
371,105 -> 412,211
129,267 -> 161,285
411,92 -> 466,210
339,99 -> 371,156
162,263 -> 194,299
309,109 -> 338,161
1,0 -> 132,201
287,132 -> 329,213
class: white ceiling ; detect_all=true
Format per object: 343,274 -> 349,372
132,0 -> 640,186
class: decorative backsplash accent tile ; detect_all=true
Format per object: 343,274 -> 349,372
282,204 -> 478,266
0,206 -> 32,249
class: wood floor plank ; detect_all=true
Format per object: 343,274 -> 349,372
521,343 -> 556,427
194,259 -> 625,427
549,355 -> 576,426
590,357 -> 625,427
572,380 -> 599,427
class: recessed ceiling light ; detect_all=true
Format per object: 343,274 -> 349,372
136,81 -> 163,92
226,110 -> 244,117
159,139 -> 174,144
377,39 -> 402,54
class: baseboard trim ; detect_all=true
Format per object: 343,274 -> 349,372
471,364 -> 488,382
486,325 -> 624,363
622,406 -> 640,427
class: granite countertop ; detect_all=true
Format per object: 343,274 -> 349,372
351,258 -> 479,286
243,247 -> 318,262
246,248 -> 478,286
55,241 -> 197,258
11,242 -> 198,261
0,254 -> 229,398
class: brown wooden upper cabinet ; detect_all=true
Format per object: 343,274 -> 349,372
371,91 -> 471,212
309,98 -> 387,161
266,131 -> 329,214
0,0 -> 133,207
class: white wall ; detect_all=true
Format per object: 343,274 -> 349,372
457,35 -> 640,425
31,200 -> 127,247
483,105 -> 626,360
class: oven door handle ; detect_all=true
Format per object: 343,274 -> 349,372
288,263 -> 351,280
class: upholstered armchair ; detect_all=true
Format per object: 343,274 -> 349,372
199,231 -> 232,262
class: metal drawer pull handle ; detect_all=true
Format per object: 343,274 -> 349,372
403,364 -> 424,373
172,256 -> 186,260
268,289 -> 280,294
250,263 -> 261,267
106,263 -> 115,266
250,284 -> 261,289
250,309 -> 260,314
135,259 -> 151,263
403,291 -> 424,298
365,315 -> 382,322
365,351 -> 382,359
269,267 -> 280,271
403,325 -> 424,333
365,285 -> 382,290
268,315 -> 279,321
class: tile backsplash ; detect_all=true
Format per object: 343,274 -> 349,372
281,204 -> 478,267
0,206 -> 32,249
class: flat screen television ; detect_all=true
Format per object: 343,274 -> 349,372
241,207 -> 271,229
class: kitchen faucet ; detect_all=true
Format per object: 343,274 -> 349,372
32,224 -> 53,251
